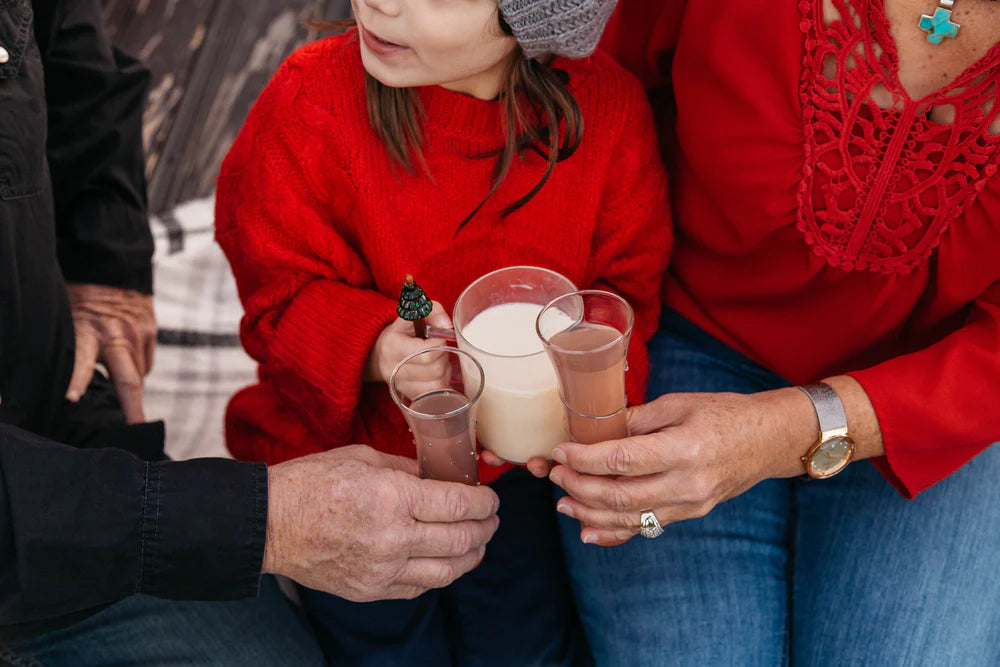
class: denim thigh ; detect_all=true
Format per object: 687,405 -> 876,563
560,312 -> 1000,666
2,575 -> 324,666
792,445 -> 1000,666
558,314 -> 793,667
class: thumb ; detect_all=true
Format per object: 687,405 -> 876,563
426,301 -> 453,330
367,449 -> 421,477
626,394 -> 682,436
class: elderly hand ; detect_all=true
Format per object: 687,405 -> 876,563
262,445 -> 500,601
549,389 -> 824,545
66,283 -> 157,423
366,301 -> 453,397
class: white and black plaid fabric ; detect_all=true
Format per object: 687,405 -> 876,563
146,196 -> 254,461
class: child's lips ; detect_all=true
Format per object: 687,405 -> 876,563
359,23 -> 410,56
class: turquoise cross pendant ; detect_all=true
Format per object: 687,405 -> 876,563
919,1 -> 960,44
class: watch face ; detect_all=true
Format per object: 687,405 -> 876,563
807,436 -> 855,478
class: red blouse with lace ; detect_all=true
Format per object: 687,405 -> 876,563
604,1 -> 1000,498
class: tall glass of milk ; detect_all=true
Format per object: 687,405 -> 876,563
454,266 -> 576,463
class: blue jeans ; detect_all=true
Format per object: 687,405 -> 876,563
301,468 -> 592,667
558,312 -> 1000,666
1,576 -> 324,666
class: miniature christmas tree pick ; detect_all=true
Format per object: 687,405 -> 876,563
398,274 -> 433,338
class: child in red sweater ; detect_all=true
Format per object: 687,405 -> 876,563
216,0 -> 670,663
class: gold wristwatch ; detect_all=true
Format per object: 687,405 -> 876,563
796,383 -> 856,479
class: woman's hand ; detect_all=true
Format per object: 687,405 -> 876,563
66,284 -> 157,424
366,301 -> 454,397
549,389 -> 822,545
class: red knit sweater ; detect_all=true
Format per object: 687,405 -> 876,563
604,2 -> 1000,498
215,32 -> 671,484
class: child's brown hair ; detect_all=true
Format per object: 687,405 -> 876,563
311,13 -> 583,227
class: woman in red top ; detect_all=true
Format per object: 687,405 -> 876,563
215,0 -> 669,663
542,1 -> 1000,664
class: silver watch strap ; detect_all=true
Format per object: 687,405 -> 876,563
797,383 -> 848,436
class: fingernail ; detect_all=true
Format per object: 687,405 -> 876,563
583,533 -> 597,545
550,471 -> 563,487
552,448 -> 567,464
66,391 -> 79,402
556,502 -> 574,518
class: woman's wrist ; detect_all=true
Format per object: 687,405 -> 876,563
819,375 -> 885,461
751,376 -> 885,480
749,387 -> 822,479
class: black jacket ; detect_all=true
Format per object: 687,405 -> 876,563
0,0 -> 266,641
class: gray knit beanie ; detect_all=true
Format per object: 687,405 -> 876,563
498,0 -> 619,60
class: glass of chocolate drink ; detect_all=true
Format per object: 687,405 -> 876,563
389,347 -> 485,485
536,291 -> 634,444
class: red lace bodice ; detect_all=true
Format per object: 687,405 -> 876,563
797,0 -> 1000,274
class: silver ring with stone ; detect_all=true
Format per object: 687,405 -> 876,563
639,510 -> 664,539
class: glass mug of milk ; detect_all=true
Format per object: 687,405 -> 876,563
453,266 -> 577,463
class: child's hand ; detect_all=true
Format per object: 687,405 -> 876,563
480,450 -> 555,478
366,301 -> 454,397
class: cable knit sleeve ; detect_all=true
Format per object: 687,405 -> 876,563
588,71 -> 672,406
215,51 -> 397,464
848,281 -> 1000,499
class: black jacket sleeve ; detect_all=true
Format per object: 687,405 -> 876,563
0,424 -> 268,640
34,0 -> 154,293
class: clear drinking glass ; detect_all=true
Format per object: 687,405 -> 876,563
536,290 -> 634,444
389,347 -> 484,485
452,266 -> 577,463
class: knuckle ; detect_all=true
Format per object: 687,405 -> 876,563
428,562 -> 456,589
117,377 -> 142,390
444,486 -> 471,520
690,502 -> 714,520
378,529 -> 408,557
681,441 -> 702,467
689,474 -> 716,505
357,566 -> 383,591
450,527 -> 474,555
608,443 -> 633,475
620,512 -> 639,531
604,484 -> 633,513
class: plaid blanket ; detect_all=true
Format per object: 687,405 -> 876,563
146,196 -> 254,461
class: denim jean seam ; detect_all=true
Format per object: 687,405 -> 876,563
783,480 -> 800,667
153,464 -> 161,579
0,645 -> 43,667
136,461 -> 150,594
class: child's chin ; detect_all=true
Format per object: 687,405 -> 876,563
359,56 -> 420,89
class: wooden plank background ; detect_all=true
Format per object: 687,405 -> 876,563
102,0 -> 352,213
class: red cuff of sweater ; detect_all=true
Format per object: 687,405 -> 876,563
268,281 -> 397,422
230,282 -> 399,465
847,368 -> 994,499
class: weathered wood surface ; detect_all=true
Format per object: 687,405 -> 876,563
103,0 -> 352,213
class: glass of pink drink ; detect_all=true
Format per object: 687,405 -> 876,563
536,291 -> 634,445
388,347 -> 485,486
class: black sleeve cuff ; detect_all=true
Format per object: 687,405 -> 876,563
138,459 -> 267,601
57,199 -> 154,294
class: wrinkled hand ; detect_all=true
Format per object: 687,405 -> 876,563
66,284 -> 156,423
549,391 -> 812,546
366,301 -> 453,397
262,446 -> 500,601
